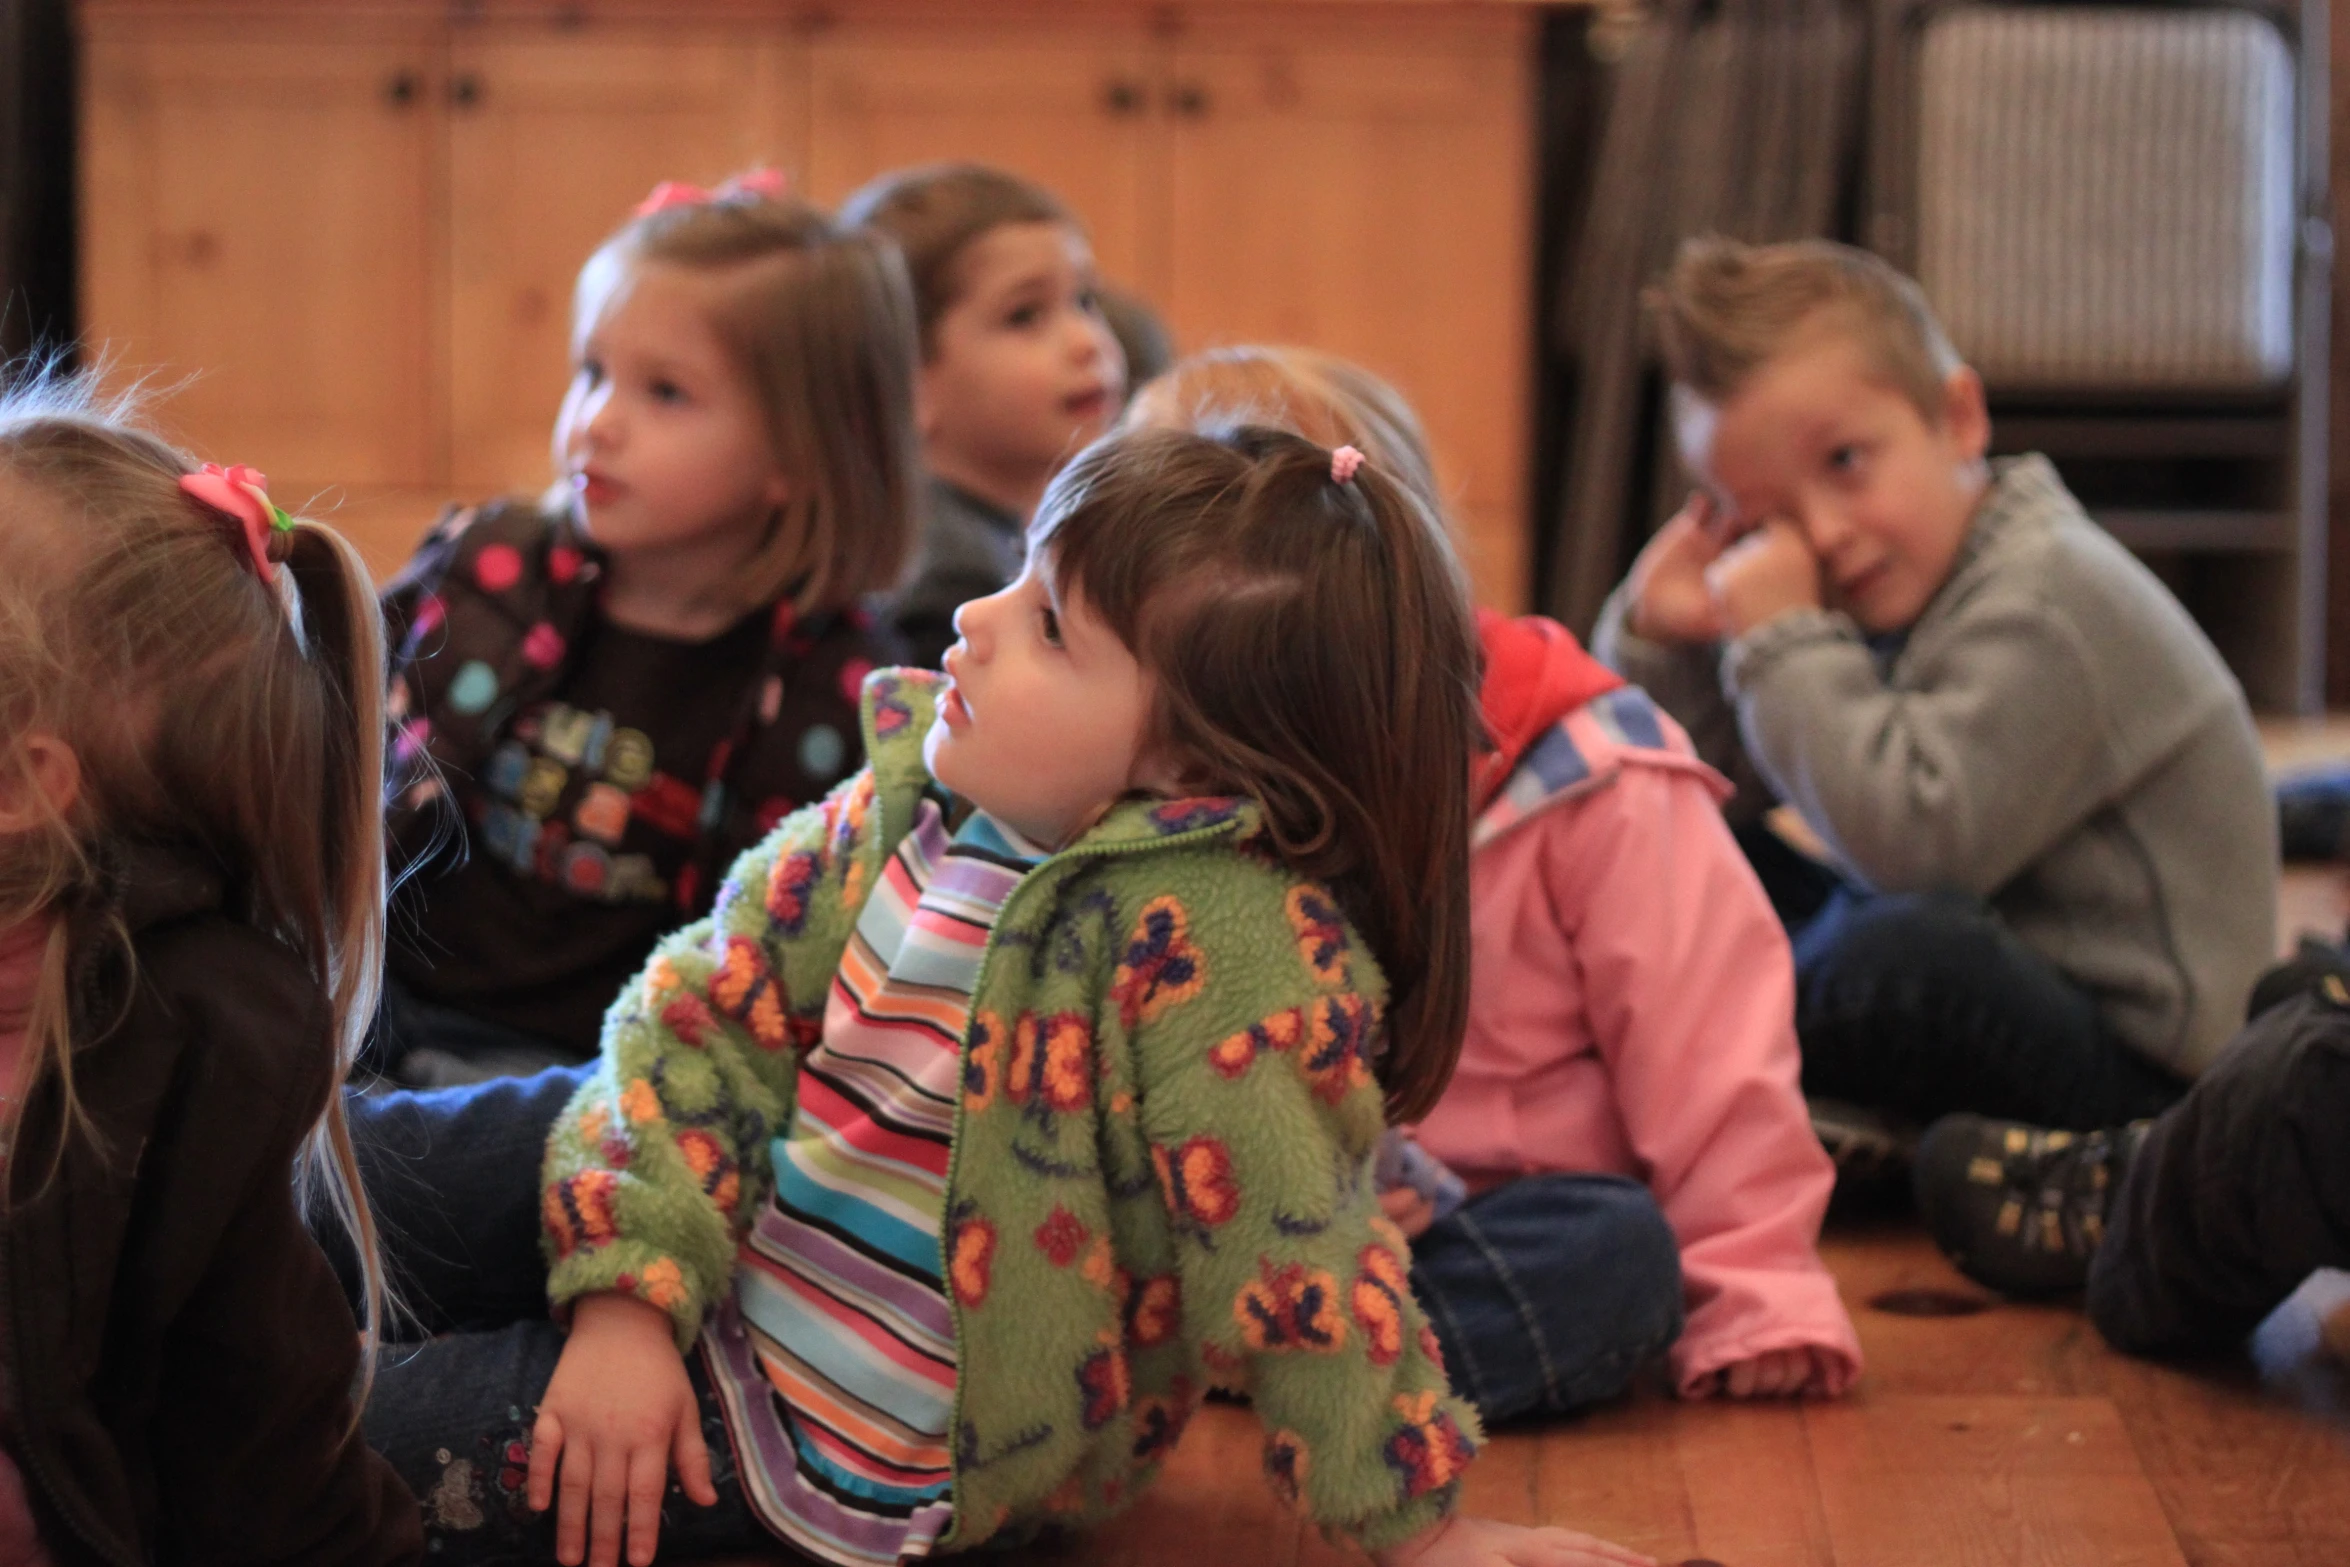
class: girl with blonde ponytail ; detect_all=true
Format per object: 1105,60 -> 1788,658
0,371 -> 420,1566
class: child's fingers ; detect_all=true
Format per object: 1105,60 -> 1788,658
625,1442 -> 670,1567
527,1409 -> 566,1513
1376,1186 -> 1436,1238
552,1431 -> 595,1566
588,1443 -> 633,1567
672,1401 -> 720,1507
1684,490 -> 1719,538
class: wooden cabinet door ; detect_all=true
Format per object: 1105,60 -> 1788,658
1164,13 -> 1536,608
801,16 -> 1155,292
79,18 -> 439,496
445,30 -> 784,496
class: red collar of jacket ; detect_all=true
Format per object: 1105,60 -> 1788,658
1473,608 -> 1624,811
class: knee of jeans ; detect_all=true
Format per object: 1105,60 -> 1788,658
1501,1175 -> 1684,1334
1602,1187 -> 1685,1339
1805,890 -> 1998,985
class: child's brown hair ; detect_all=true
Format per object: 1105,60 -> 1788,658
837,162 -> 1075,352
1650,235 -> 1964,421
0,372 -> 393,1402
571,183 -> 921,613
1035,425 -> 1480,1122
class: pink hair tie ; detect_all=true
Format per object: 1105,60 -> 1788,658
1330,445 -> 1366,485
634,168 -> 790,218
179,463 -> 294,584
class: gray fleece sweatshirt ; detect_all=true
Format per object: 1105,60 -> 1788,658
1594,455 -> 2276,1078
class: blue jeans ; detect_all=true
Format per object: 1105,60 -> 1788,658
334,1064 -> 591,1337
365,1321 -> 779,1564
338,1066 -> 783,1561
1737,825 -> 2185,1129
374,978 -> 586,1088
1408,1174 -> 1683,1425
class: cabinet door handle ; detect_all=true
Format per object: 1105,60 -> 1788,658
1102,78 -> 1144,116
1168,82 -> 1210,118
448,73 -> 484,109
384,70 -> 421,108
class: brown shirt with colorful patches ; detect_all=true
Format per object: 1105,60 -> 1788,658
381,501 -> 905,1054
540,670 -> 1482,1556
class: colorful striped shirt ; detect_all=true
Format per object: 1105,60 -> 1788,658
702,800 -> 1040,1565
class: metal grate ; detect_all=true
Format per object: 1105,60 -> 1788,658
1916,8 -> 2295,390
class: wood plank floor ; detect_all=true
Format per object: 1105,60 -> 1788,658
1036,1223 -> 2350,1567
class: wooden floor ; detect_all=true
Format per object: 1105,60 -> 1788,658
1039,1227 -> 2350,1567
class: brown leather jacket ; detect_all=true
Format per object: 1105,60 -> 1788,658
1,847 -> 421,1567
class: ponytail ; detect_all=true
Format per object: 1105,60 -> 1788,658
284,520 -> 396,1408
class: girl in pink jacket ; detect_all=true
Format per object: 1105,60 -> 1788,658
1128,348 -> 1862,1412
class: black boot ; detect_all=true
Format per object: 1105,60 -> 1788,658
1913,1113 -> 2150,1295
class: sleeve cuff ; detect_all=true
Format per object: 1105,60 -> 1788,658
1721,607 -> 1862,697
548,1241 -> 712,1354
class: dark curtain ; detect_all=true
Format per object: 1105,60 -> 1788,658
1536,0 -> 1870,634
0,0 -> 76,362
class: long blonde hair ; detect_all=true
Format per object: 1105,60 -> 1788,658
0,371 -> 392,1401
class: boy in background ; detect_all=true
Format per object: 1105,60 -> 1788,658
842,163 -> 1127,666
1594,236 -> 2274,1145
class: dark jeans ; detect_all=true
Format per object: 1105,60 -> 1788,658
335,1066 -> 778,1562
1409,1174 -> 1683,1425
1737,824 -> 2186,1129
2090,990 -> 2350,1356
330,1064 -> 590,1337
373,978 -> 586,1088
367,1321 -> 774,1564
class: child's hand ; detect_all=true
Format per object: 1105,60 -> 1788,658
1703,519 -> 1821,637
527,1291 -> 720,1567
1380,1184 -> 1438,1239
1625,493 -> 1732,644
1689,1345 -> 1833,1400
1375,1514 -> 1656,1567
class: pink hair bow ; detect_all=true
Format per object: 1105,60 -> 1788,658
179,462 -> 294,584
634,168 -> 790,218
1330,445 -> 1366,484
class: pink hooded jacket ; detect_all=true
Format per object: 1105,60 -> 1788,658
1415,613 -> 1862,1397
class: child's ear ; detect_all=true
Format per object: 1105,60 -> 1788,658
1941,365 -> 1991,463
1668,384 -> 1722,486
0,735 -> 82,834
1126,737 -> 1196,801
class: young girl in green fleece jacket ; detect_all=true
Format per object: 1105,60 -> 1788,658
357,426 -> 1654,1567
